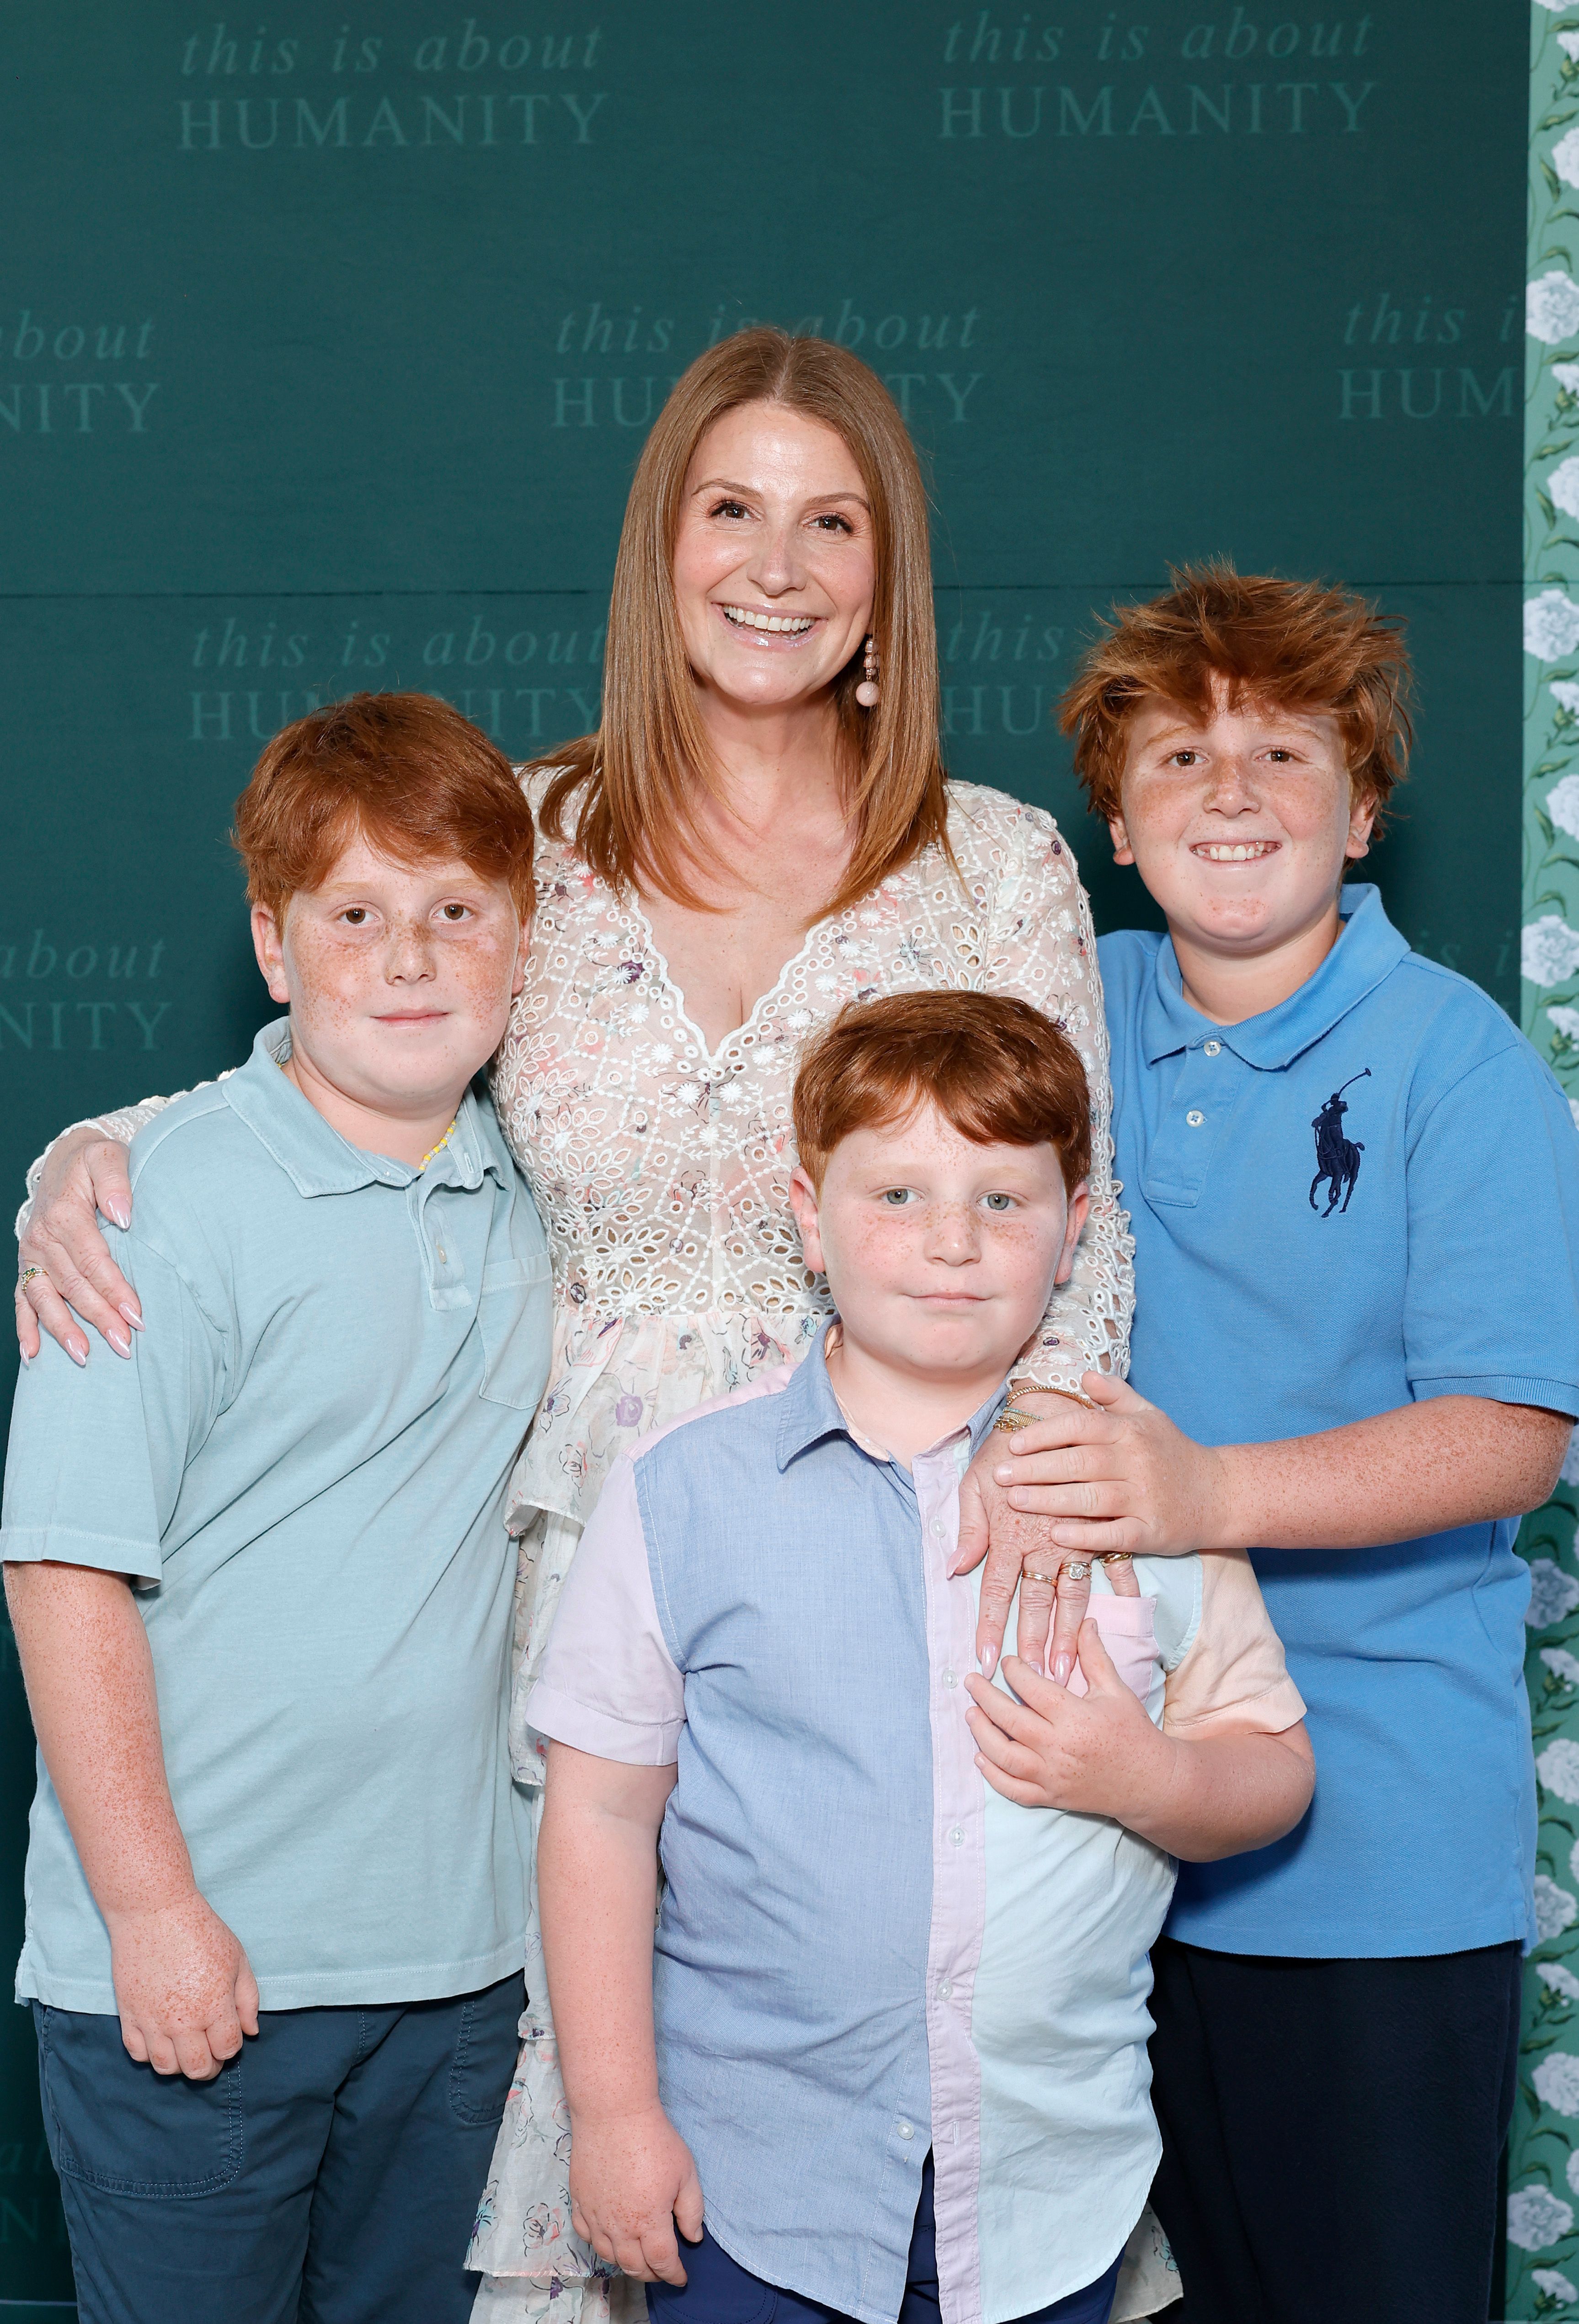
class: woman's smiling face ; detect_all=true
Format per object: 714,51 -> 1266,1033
671,400 -> 877,714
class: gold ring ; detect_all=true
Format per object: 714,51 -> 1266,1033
1062,1560 -> 1092,1583
1097,1551 -> 1133,1566
1023,1569 -> 1060,1585
992,1410 -> 1037,1434
17,1266 -> 43,1292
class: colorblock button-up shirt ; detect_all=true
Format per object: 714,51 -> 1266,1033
4,1020 -> 553,2011
527,1334 -> 1303,2324
1100,885 -> 1579,1958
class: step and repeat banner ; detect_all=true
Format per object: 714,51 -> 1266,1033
0,4 -> 1520,2308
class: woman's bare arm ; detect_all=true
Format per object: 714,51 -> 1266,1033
16,1090 -> 196,1362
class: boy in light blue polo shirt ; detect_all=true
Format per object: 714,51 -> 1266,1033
976,567 -> 1579,2324
2,694 -> 551,2324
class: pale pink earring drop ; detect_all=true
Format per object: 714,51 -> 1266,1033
855,635 -> 881,707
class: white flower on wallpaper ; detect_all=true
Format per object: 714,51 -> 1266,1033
1542,1962 -> 1579,2002
1552,458 -> 1579,519
1536,2053 -> 1579,2116
1537,1876 -> 1579,1943
1527,589 -> 1579,660
1553,682 -> 1579,713
1530,1558 -> 1579,1625
1531,273 -> 1579,345
1510,2185 -> 1576,2250
1536,2266 -> 1579,2304
1561,29 -> 1579,56
1525,918 -> 1579,988
1548,776 -> 1579,839
1563,1432 -> 1579,1489
1541,1742 -> 1579,1804
1557,129 -> 1579,191
1545,1648 -> 1579,1686
1551,1007 -> 1579,1045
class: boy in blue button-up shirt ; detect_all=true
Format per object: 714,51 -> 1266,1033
967,567 -> 1579,2324
2,695 -> 552,2324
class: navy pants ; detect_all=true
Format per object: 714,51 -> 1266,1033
647,2153 -> 1121,2324
33,1973 -> 522,2324
1149,1936 -> 1523,2324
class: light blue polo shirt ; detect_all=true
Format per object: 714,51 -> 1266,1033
3,1020 -> 552,2012
1101,885 -> 1579,1957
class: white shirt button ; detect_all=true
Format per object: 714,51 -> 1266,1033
898,2121 -> 915,2140
436,1245 -> 449,1263
943,1669 -> 957,1689
1186,1110 -> 1204,1128
948,1825 -> 965,1847
1203,1040 -> 1222,1057
931,1519 -> 945,1538
939,1980 -> 954,1999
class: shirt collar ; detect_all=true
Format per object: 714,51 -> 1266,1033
773,1323 -> 1010,1473
1138,883 -> 1410,1072
221,1019 -> 511,1199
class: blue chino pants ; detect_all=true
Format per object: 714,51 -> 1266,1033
33,1972 -> 522,2324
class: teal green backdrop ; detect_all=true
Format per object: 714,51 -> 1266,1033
0,3 -> 1522,2308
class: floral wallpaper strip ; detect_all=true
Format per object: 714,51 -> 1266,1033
1508,8 -> 1579,2315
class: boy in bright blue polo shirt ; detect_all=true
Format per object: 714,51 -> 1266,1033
2,695 -> 551,2324
972,567 -> 1579,2324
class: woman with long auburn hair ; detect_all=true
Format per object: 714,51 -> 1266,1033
16,330 -> 1136,2320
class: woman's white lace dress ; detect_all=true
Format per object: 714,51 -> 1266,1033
39,772 -> 1168,2320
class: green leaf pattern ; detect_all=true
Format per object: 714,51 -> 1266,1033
1509,10 -> 1579,2311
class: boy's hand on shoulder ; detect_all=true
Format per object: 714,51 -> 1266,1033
994,1373 -> 1233,1560
107,1889 -> 259,2081
966,1620 -> 1167,1824
569,2102 -> 704,2286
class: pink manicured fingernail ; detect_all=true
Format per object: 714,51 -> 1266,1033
68,1342 -> 87,1369
107,1328 -> 131,1358
107,1203 -> 130,1230
979,1646 -> 997,1678
120,1305 -> 143,1331
1053,1654 -> 1072,1685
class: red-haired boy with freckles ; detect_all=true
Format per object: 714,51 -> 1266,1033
964,567 -> 1579,2323
2,695 -> 552,2324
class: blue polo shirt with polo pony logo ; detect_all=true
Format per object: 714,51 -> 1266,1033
1100,883 -> 1579,1958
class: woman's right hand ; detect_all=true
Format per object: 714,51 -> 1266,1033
16,1129 -> 139,1365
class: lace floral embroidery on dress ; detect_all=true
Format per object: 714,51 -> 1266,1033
491,770 -> 1133,1530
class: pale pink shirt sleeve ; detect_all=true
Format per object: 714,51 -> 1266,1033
1163,1550 -> 1307,1736
523,1453 -> 686,1766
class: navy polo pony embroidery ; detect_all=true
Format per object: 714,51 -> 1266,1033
1310,1070 -> 1370,1215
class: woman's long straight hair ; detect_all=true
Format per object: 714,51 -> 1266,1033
539,328 -> 951,917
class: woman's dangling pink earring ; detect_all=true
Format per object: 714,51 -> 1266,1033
856,635 -> 881,708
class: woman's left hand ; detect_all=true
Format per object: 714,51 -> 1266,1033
957,1395 -> 1140,1686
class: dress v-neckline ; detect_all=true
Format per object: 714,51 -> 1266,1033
621,887 -> 839,1069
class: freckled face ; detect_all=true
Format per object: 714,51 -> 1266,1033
251,833 -> 528,1121
788,1102 -> 1088,1387
671,400 -> 876,712
1110,680 -> 1375,959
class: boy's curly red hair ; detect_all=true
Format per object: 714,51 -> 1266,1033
234,692 -> 535,923
1058,562 -> 1414,829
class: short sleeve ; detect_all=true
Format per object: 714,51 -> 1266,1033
1163,1551 -> 1307,1736
523,1454 -> 686,1766
1403,1040 -> 1579,1414
0,1235 -> 222,1584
